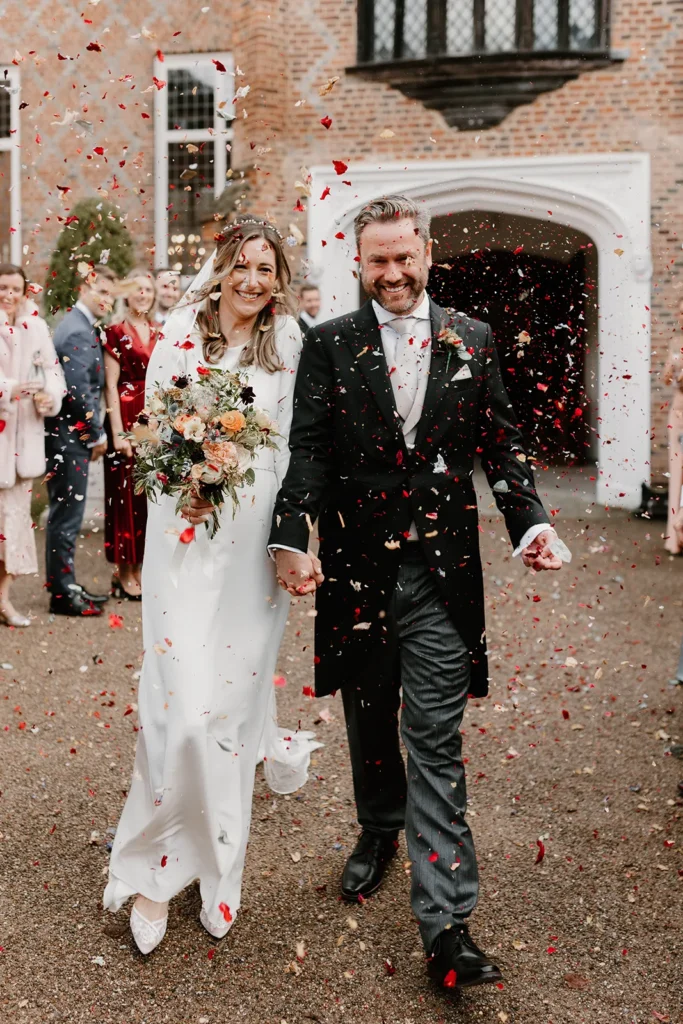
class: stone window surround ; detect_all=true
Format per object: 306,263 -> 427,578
153,52 -> 233,273
0,66 -> 21,264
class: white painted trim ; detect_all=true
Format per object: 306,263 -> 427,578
307,153 -> 651,509
0,67 -> 21,263
154,53 -> 233,270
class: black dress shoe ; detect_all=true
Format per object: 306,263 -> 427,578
428,926 -> 503,990
72,584 -> 109,605
49,592 -> 103,617
341,830 -> 398,901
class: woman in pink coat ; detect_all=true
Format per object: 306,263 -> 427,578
0,265 -> 64,626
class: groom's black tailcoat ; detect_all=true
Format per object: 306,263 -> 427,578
269,298 -> 549,698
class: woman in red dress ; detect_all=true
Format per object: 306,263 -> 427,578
104,270 -> 158,599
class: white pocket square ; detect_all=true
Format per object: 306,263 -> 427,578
451,364 -> 472,382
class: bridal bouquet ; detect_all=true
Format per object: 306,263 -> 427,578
129,367 -> 280,537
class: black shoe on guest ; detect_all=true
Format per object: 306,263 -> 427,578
71,584 -> 109,605
49,591 -> 103,617
427,926 -> 503,991
341,830 -> 398,901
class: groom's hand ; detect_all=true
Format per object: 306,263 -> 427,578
521,529 -> 562,571
274,549 -> 324,596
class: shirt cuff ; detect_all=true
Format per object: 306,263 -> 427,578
512,524 -> 555,557
267,543 -> 307,560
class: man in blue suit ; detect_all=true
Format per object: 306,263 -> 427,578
45,265 -> 117,615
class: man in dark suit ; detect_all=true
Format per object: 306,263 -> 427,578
268,196 -> 567,991
297,283 -> 321,336
45,265 -> 117,615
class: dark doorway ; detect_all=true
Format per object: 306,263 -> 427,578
429,213 -> 597,466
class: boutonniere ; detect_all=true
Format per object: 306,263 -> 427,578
438,326 -> 472,373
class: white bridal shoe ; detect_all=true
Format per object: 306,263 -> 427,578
200,907 -> 234,940
130,903 -> 168,955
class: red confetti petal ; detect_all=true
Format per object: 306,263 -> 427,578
212,59 -> 227,72
108,613 -> 124,629
443,968 -> 457,988
218,902 -> 233,923
320,115 -> 332,129
161,855 -> 167,867
320,186 -> 331,200
562,709 -> 570,719
179,527 -> 195,544
273,675 -> 287,688
335,231 -> 345,239
332,160 -> 348,175
535,839 -> 545,864
302,685 -> 314,697
428,851 -> 439,863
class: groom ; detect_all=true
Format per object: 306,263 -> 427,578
269,195 -> 564,990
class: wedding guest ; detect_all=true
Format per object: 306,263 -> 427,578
104,269 -> 158,599
663,297 -> 683,554
45,264 -> 116,616
0,265 -> 64,626
153,268 -> 181,326
297,283 -> 321,334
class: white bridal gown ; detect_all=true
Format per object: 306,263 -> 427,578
103,315 -> 321,933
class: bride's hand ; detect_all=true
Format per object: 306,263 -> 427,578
181,494 -> 215,525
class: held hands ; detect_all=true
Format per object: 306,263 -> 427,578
33,391 -> 52,416
521,528 -> 562,571
113,436 -> 134,459
274,549 -> 324,596
11,381 -> 41,401
90,440 -> 107,462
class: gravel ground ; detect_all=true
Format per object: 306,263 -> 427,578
0,513 -> 681,1024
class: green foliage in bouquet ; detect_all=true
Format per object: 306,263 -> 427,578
45,198 -> 135,316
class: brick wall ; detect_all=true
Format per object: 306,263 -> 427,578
2,0 -> 682,475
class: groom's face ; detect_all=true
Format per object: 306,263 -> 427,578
358,217 -> 432,315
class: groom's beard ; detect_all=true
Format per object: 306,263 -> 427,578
361,272 -> 428,315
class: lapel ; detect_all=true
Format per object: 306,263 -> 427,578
344,301 -> 404,442
413,299 -> 453,451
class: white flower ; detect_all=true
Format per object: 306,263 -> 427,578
181,415 -> 206,442
200,463 -> 223,484
232,444 -> 252,471
191,461 -> 222,484
148,393 -> 165,415
252,407 -> 272,429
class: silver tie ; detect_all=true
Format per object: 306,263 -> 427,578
389,316 -> 419,422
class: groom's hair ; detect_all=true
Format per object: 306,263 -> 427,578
354,195 -> 431,248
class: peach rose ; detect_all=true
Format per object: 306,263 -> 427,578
202,440 -> 239,467
219,410 -> 246,434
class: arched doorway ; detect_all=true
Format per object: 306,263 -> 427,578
429,210 -> 598,467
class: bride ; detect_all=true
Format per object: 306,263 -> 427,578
103,217 -> 322,954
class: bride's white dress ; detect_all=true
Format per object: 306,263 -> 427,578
103,313 -> 321,932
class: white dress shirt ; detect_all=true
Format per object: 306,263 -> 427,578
299,310 -> 319,330
271,293 -> 554,557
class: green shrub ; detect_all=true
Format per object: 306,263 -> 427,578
45,198 -> 135,315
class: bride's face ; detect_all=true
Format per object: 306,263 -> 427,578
221,238 -> 278,321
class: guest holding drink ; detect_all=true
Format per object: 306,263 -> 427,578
104,269 -> 158,599
0,265 -> 64,626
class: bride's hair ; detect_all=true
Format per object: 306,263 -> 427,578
193,216 -> 297,371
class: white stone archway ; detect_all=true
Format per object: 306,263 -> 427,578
306,154 -> 651,509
